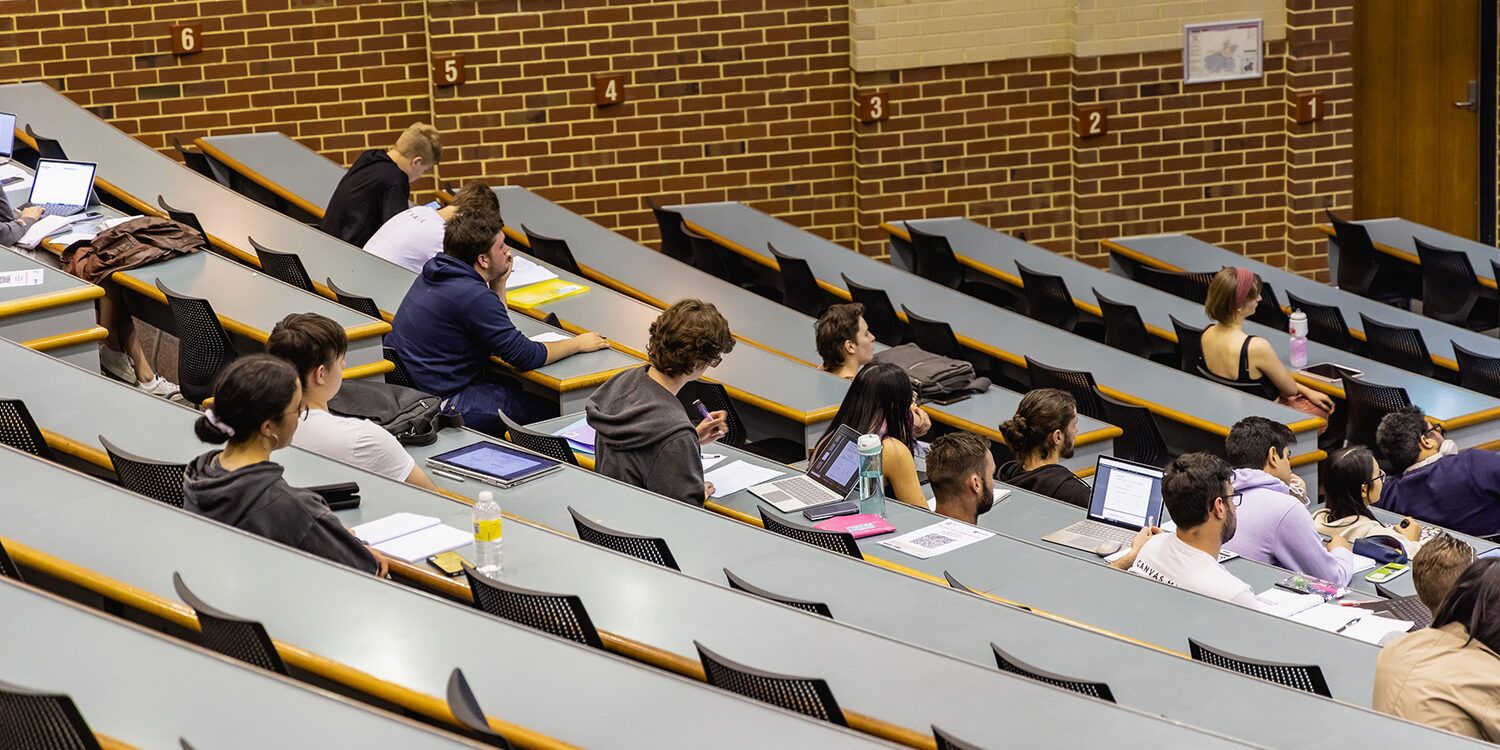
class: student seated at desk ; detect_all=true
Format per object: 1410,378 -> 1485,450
364,183 -> 498,273
267,312 -> 439,492
1201,267 -> 1334,421
320,123 -> 441,248
1313,446 -> 1425,555
586,300 -> 731,505
388,212 -> 608,432
0,188 -> 44,244
1376,407 -> 1500,538
183,355 -> 386,577
814,303 -> 930,437
1223,416 -> 1354,585
1375,558 -> 1500,742
997,388 -> 1090,509
814,362 -> 925,508
1412,533 -> 1476,612
926,431 -> 995,524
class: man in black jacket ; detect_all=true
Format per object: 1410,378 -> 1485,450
320,123 -> 441,248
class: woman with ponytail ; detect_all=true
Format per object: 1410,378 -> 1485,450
998,388 -> 1091,508
183,355 -> 386,576
1201,267 -> 1334,419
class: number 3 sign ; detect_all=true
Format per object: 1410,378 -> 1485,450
433,56 -> 466,87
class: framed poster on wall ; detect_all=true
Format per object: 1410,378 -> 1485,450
1183,18 -> 1263,84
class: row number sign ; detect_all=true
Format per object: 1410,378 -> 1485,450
1294,92 -> 1324,124
1076,105 -> 1108,139
433,55 -> 465,87
857,92 -> 890,123
170,23 -> 202,56
594,74 -> 625,107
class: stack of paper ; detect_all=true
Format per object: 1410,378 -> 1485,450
551,416 -> 596,454
505,255 -> 559,290
705,461 -> 786,498
1255,587 -> 1414,644
351,512 -> 471,563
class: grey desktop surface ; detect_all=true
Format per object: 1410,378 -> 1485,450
0,246 -> 99,343
1351,217 -> 1500,282
199,132 -> 346,211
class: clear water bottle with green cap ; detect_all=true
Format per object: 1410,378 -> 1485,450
857,433 -> 886,517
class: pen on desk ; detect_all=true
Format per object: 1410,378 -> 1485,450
701,453 -> 723,461
430,468 -> 467,482
1334,617 -> 1361,634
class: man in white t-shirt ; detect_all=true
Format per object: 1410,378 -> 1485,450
364,183 -> 499,273
267,313 -> 440,491
1129,452 -> 1267,611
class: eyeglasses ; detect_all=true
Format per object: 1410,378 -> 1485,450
707,355 -> 723,367
1424,423 -> 1445,438
1367,471 -> 1387,485
282,404 -> 310,422
1220,492 -> 1243,507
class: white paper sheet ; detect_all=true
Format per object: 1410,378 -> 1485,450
1340,615 -> 1415,645
1254,589 -> 1323,618
705,461 -> 785,498
1349,553 -> 1379,574
1290,602 -> 1363,632
16,213 -> 90,249
878,519 -> 996,559
372,523 -> 471,563
0,268 -> 42,287
700,452 -> 727,470
505,255 -> 559,289
528,331 -> 570,343
351,512 -> 438,545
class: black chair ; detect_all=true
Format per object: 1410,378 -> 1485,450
463,566 -> 604,648
1016,262 -> 1103,342
1169,315 -> 1205,375
901,306 -> 968,361
445,668 -> 513,748
646,198 -> 696,266
157,195 -> 208,239
1250,280 -> 1290,331
1024,356 -> 1107,422
757,506 -> 863,559
932,725 -> 986,750
99,435 -> 187,508
769,243 -> 828,317
1340,375 -> 1412,458
156,279 -> 238,405
1415,238 -> 1498,331
326,277 -> 385,319
0,677 -> 101,750
569,506 -> 679,570
1097,390 -> 1170,468
681,225 -> 777,300
1453,341 -> 1500,397
173,137 -> 224,184
382,347 -> 417,389
173,572 -> 288,675
724,568 -> 832,617
521,225 -> 582,276
1094,290 -> 1168,364
1134,264 -> 1212,304
1326,209 -> 1417,306
905,223 -> 1019,310
1197,363 -> 1276,399
991,644 -> 1116,702
0,538 -> 23,582
180,740 -> 197,750
498,412 -> 580,466
943,570 -> 978,595
25,124 -> 68,160
1188,638 -> 1331,697
249,238 -> 316,293
695,641 -> 846,726
677,380 -> 805,464
844,274 -> 909,345
0,399 -> 56,461
1285,292 -> 1358,354
1359,313 -> 1435,378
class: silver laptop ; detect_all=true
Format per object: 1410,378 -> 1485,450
26,158 -> 97,217
750,424 -> 863,512
0,112 -> 14,165
1043,455 -> 1164,552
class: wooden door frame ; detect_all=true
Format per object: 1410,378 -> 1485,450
1483,0 -> 1497,244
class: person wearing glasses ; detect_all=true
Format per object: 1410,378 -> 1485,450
1376,406 -> 1500,538
1128,452 -> 1269,611
183,355 -> 387,576
1223,417 -> 1355,585
1313,445 -> 1425,555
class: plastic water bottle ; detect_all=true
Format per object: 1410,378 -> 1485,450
1288,310 -> 1308,369
472,490 -> 503,577
857,433 -> 886,517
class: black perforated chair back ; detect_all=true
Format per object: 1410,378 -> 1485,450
647,198 -> 696,266
1453,342 -> 1500,397
0,399 -> 55,461
757,506 -> 863,559
383,346 -> 417,388
445,669 -> 513,748
463,567 -> 604,648
173,573 -> 288,675
1134,264 -> 1211,304
682,224 -> 734,280
1188,638 -> 1332,696
0,678 -> 101,750
1327,210 -> 1381,296
901,306 -> 967,361
992,644 -> 1116,702
173,137 -> 222,184
521,225 -> 582,275
1016,262 -> 1079,331
1024,356 -> 1107,421
157,195 -> 208,239
906,224 -> 966,287
844,274 -> 908,345
1359,313 -> 1434,378
1339,374 -> 1413,459
156,279 -> 237,405
249,238 -> 315,292
724,568 -> 832,617
1285,292 -> 1356,352
675,380 -> 747,447
0,538 -> 24,582
1169,315 -> 1205,375
326,277 -> 385,319
497,412 -> 580,466
769,244 -> 826,317
1250,281 -> 1290,330
569,507 -> 680,570
1197,363 -> 1277,400
1097,390 -> 1169,468
100,435 -> 187,507
943,570 -> 978,595
1095,290 -> 1154,359
695,641 -> 847,725
26,124 -> 68,160
1415,238 -> 1492,329
932,725 -> 986,750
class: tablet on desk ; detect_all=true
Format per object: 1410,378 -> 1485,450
426,441 -> 562,488
1298,362 -> 1362,383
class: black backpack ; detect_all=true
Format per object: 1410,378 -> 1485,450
327,380 -> 460,446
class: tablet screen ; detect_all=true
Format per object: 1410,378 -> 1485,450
431,442 -> 556,481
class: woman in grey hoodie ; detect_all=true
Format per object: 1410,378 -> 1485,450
586,300 -> 733,505
182,355 -> 385,576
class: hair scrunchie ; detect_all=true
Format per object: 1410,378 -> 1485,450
204,408 -> 235,438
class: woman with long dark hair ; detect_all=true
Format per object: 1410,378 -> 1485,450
1313,446 -> 1423,554
813,362 -> 924,507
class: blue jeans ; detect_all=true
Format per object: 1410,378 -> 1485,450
442,380 -> 558,437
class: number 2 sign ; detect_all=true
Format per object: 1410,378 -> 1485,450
1075,105 -> 1108,139
433,56 -> 465,87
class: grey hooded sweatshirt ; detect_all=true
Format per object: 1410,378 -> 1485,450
183,451 -> 378,574
586,366 -> 704,505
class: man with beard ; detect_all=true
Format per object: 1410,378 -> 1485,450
998,388 -> 1091,508
1129,453 -> 1269,611
927,431 -> 997,524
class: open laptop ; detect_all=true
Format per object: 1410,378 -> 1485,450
750,424 -> 863,512
26,158 -> 97,217
0,112 -> 14,165
1042,455 -> 1164,553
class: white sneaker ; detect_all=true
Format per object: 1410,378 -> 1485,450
99,346 -> 136,384
136,375 -> 181,400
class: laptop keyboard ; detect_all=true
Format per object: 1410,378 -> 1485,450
1064,520 -> 1138,545
1382,597 -> 1432,629
37,202 -> 84,217
776,477 -> 835,505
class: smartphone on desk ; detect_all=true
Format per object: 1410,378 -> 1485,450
804,500 -> 859,522
428,550 -> 472,577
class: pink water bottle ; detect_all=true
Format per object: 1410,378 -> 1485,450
1288,310 -> 1308,369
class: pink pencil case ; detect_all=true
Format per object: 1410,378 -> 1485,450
814,513 -> 896,538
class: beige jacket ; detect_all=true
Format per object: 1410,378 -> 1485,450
1312,509 -> 1423,555
1373,622 -> 1500,742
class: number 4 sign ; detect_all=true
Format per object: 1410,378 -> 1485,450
594,74 -> 626,107
433,55 -> 465,87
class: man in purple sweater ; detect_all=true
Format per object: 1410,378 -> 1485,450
1377,406 -> 1500,538
1223,416 -> 1355,585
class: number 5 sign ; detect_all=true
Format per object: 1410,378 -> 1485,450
170,23 -> 202,56
433,55 -> 466,87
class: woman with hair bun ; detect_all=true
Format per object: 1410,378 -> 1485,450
998,388 -> 1091,508
183,354 -> 385,576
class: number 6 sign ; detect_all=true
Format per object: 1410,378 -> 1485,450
433,55 -> 465,87
170,23 -> 202,56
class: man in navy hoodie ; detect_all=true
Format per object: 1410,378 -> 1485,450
388,211 -> 607,434
1376,406 -> 1500,537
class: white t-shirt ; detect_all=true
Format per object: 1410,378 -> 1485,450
292,409 -> 416,483
1129,533 -> 1266,611
363,205 -> 445,273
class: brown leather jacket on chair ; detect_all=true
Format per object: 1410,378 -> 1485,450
1374,621 -> 1500,742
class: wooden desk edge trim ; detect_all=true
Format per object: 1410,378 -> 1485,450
21,325 -> 110,352
193,137 -> 329,219
0,283 -> 104,318
110,270 -> 270,342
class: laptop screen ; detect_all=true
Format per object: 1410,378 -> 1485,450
807,424 -> 864,494
1088,455 -> 1165,529
29,159 -> 96,207
0,113 -> 14,158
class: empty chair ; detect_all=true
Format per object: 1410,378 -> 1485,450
905,223 -> 1019,310
326,277 -> 384,319
157,195 -> 208,239
99,435 -> 187,507
1285,292 -> 1358,354
1098,390 -> 1169,468
676,380 -> 804,463
248,238 -> 316,293
724,568 -> 831,617
1016,262 -> 1104,342
173,572 -> 288,674
901,306 -> 968,361
521,225 -> 582,275
1133,264 -> 1212,304
382,346 -> 417,388
1453,342 -> 1500,397
463,566 -> 604,648
1340,375 -> 1412,459
1415,238 -> 1498,331
769,243 -> 828,317
445,668 -> 513,748
932,726 -> 985,750
646,198 -> 696,266
681,225 -> 776,299
757,506 -> 863,559
498,411 -> 580,466
694,641 -> 846,725
25,123 -> 68,160
1188,638 -> 1332,697
173,137 -> 224,184
569,506 -> 679,570
1250,280 -> 1290,331
156,279 -> 238,405
1326,209 -> 1418,305
1359,313 -> 1436,378
1094,289 -> 1167,364
1023,356 -> 1108,422
1169,315 -> 1206,374
0,677 -> 101,750
991,644 -> 1116,702
844,274 -> 909,345
0,538 -> 23,582
0,399 -> 56,461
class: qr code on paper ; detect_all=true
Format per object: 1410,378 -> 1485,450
910,533 -> 952,549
